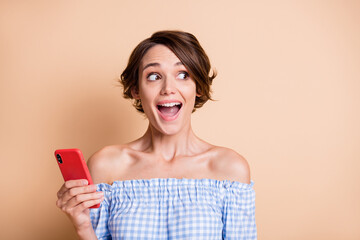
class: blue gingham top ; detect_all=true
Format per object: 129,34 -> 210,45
90,178 -> 257,239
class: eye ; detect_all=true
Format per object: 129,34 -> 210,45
147,72 -> 161,81
177,71 -> 189,80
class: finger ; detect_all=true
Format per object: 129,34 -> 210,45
72,196 -> 104,216
56,186 -> 100,210
65,191 -> 104,209
57,179 -> 88,198
60,184 -> 97,204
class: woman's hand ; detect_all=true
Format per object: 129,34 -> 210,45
56,179 -> 104,233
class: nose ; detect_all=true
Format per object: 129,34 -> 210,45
160,76 -> 176,95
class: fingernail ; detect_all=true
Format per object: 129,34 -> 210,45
83,180 -> 88,185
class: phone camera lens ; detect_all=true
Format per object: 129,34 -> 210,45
56,154 -> 63,164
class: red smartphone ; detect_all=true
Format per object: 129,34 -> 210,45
54,148 -> 100,208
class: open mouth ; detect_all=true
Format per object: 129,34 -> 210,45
157,102 -> 182,119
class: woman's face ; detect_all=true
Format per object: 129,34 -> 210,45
133,44 -> 199,135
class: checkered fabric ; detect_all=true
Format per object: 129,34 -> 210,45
90,178 -> 256,239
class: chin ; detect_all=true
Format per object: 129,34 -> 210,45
155,124 -> 184,136
147,106 -> 191,135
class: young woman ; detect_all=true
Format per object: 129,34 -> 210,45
56,30 -> 257,239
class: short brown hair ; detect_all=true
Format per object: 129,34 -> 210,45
120,30 -> 216,113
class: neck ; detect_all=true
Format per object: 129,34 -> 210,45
141,121 -> 204,162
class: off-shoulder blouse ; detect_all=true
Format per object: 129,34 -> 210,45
90,178 -> 256,239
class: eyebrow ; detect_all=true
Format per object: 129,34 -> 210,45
142,61 -> 183,72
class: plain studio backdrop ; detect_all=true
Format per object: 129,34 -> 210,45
0,1 -> 359,239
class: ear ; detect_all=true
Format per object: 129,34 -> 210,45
196,90 -> 202,98
131,87 -> 140,100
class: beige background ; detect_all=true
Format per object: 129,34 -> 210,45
1,0 -> 359,239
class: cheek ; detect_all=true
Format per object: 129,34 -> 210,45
138,84 -> 157,110
187,81 -> 197,97
182,84 -> 197,104
138,80 -> 151,98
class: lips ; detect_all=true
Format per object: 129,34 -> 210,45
156,100 -> 183,121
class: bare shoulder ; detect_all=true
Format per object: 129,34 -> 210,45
210,146 -> 251,184
87,145 -> 132,184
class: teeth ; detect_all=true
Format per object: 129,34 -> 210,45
158,102 -> 181,107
